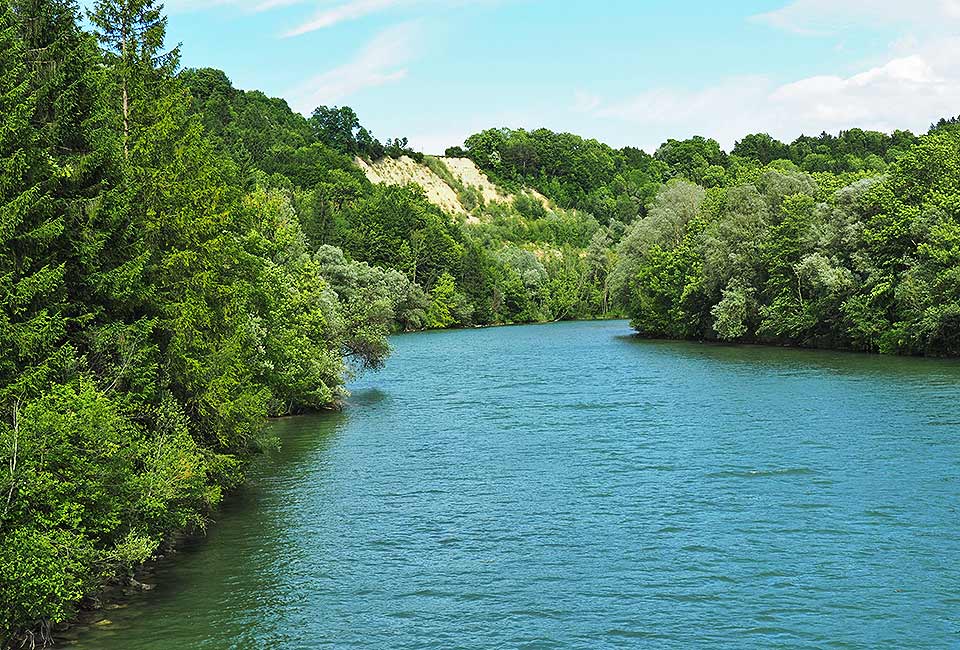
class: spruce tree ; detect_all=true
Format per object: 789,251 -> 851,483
87,0 -> 178,156
13,1 -> 92,154
0,1 -> 71,407
10,0 -> 152,408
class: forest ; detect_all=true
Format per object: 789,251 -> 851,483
3,0 -> 960,646
461,121 -> 960,355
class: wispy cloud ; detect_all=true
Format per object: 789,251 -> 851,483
108,0 -> 498,36
285,22 -> 419,112
753,0 -> 960,35
284,0 -> 497,37
285,0 -> 407,36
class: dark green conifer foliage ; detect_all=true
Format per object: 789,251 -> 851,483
87,0 -> 178,155
0,2 -> 71,406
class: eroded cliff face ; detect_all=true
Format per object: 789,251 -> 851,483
354,155 -> 468,215
355,155 -> 550,220
436,156 -> 513,206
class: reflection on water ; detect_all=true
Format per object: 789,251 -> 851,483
70,321 -> 960,650
346,387 -> 389,407
622,335 -> 960,380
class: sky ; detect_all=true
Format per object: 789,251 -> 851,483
103,0 -> 960,153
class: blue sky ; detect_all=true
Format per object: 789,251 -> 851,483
128,0 -> 960,152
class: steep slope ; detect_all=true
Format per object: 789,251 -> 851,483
442,157 -> 552,208
354,155 -> 467,216
441,156 -> 511,205
355,155 -> 550,217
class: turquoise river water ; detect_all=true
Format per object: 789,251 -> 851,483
69,320 -> 960,649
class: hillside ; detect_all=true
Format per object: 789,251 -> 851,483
356,155 -> 550,220
355,155 -> 469,216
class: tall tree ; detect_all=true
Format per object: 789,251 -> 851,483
0,1 -> 71,407
87,0 -> 177,156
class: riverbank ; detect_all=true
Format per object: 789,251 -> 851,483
627,329 -> 960,360
22,316 -> 957,649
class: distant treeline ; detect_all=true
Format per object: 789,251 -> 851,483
454,126 -> 921,224
457,121 -> 960,356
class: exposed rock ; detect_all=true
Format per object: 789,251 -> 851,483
354,155 -> 551,222
354,156 -> 467,216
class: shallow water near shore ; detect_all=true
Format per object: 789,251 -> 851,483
68,320 -> 960,649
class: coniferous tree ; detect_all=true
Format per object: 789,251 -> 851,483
13,1 -> 93,155
0,2 -> 71,407
0,4 -> 73,639
12,0 -> 149,411
87,0 -> 177,156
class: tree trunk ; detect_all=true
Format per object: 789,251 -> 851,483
122,81 -> 129,157
121,23 -> 129,158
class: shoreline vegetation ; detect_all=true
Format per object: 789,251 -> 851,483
3,0 -> 960,647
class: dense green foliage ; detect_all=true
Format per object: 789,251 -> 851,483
457,117 -> 960,356
462,127 -> 662,224
178,70 -> 615,327
731,129 -> 917,173
459,126 -> 922,224
609,135 -> 960,355
0,2 -> 400,644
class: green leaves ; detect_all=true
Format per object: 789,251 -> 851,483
1,382 -> 147,630
613,130 -> 960,355
1,6 -> 400,641
419,270 -> 483,329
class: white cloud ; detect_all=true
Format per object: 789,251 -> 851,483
754,0 -> 960,34
285,0 -> 406,36
284,0 -> 499,37
572,90 -> 601,113
581,37 -> 960,151
769,52 -> 952,129
285,22 -> 418,112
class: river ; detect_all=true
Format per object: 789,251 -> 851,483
69,320 -> 960,649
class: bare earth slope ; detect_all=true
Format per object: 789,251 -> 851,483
354,155 -> 467,216
442,157 -> 511,205
355,156 -> 550,218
